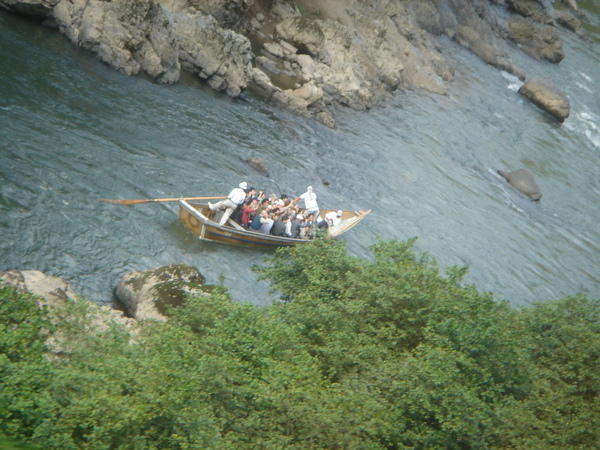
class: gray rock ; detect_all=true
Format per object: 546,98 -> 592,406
0,269 -> 77,306
245,156 -> 270,176
170,9 -> 253,96
0,0 -> 59,18
498,168 -> 542,201
554,9 -> 581,32
509,15 -> 564,63
507,0 -> 554,24
115,264 -> 209,321
51,0 -> 253,93
519,78 -> 570,122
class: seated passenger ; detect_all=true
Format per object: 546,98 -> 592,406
249,210 -> 264,230
251,198 -> 270,220
268,193 -> 280,205
300,212 -> 316,239
284,214 -> 293,237
258,210 -> 274,234
318,210 -> 342,229
289,214 -> 304,238
280,194 -> 291,207
241,199 -> 258,228
270,213 -> 290,237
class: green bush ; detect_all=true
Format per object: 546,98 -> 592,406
1,239 -> 599,448
0,287 -> 56,445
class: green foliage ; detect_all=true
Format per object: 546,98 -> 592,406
1,239 -> 600,448
255,238 -> 600,447
0,287 -> 56,444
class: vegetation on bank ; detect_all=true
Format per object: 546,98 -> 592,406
1,238 -> 599,449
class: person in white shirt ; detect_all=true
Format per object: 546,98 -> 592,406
293,186 -> 319,217
209,181 -> 249,226
316,210 -> 342,230
326,210 -> 343,227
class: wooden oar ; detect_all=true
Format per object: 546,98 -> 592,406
98,196 -> 227,205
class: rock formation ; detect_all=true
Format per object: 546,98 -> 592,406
1,265 -> 213,324
519,78 -> 571,122
498,168 -> 543,201
115,264 -> 211,321
245,156 -> 270,176
0,0 -> 590,126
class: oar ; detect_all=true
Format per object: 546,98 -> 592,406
98,196 -> 227,205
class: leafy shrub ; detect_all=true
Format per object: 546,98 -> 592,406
1,239 -> 599,448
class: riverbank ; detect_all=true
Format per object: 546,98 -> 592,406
0,0 -> 593,127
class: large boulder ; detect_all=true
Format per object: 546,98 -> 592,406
508,15 -> 564,63
115,264 -> 210,321
0,269 -> 77,306
497,168 -> 542,201
519,78 -> 570,122
447,0 -> 526,79
506,0 -> 555,24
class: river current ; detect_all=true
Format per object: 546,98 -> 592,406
1,8 -> 599,307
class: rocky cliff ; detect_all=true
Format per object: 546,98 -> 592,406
0,0 -> 590,126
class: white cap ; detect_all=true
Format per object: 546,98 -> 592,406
239,182 -> 248,189
307,186 -> 313,192
336,210 -> 342,217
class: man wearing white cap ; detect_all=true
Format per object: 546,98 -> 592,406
293,186 -> 319,218
209,182 -> 249,225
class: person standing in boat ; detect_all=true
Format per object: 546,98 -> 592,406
231,186 -> 256,224
293,186 -> 319,218
209,182 -> 249,226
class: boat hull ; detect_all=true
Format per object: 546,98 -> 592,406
178,199 -> 370,248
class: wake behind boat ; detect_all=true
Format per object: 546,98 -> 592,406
178,198 -> 371,247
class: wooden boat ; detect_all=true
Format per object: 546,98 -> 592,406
178,198 -> 371,247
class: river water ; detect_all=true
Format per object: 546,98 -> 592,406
1,8 -> 599,307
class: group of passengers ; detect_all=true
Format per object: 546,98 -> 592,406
208,182 -> 342,239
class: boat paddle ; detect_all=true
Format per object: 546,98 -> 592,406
98,196 -> 227,205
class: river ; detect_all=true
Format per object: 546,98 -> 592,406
1,7 -> 598,307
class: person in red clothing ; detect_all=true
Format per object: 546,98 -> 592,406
241,198 -> 259,228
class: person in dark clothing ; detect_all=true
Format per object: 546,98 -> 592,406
270,214 -> 290,237
289,214 -> 304,238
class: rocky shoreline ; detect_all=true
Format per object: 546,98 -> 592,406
1,266 -> 209,330
1,0 -> 589,126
